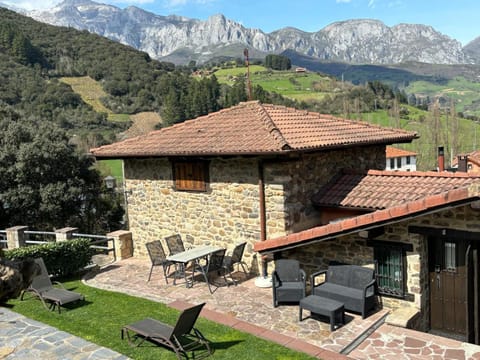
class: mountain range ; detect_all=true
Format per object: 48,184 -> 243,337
2,0 -> 480,66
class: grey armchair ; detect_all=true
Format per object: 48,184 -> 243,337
272,259 -> 306,307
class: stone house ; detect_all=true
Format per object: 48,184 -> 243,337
254,169 -> 480,344
90,100 -> 416,269
91,100 -> 480,343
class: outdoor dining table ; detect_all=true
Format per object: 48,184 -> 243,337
167,245 -> 223,287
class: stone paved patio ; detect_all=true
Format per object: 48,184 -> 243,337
83,257 -> 480,359
3,257 -> 480,359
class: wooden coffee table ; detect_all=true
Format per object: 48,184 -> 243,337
299,295 -> 345,331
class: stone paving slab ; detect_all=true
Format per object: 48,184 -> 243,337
0,308 -> 129,360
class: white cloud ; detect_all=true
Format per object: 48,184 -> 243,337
368,0 -> 376,8
336,0 -> 352,3
3,1 -> 59,11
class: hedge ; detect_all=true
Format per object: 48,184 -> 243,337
4,238 -> 94,277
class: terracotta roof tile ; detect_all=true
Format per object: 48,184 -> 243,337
312,170 -> 480,210
91,101 -> 418,158
254,177 -> 480,254
386,146 -> 417,158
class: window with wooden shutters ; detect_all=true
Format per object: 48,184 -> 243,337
173,161 -> 209,192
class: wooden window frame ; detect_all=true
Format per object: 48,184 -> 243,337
172,160 -> 209,192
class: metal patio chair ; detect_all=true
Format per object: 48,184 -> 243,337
223,242 -> 248,279
196,248 -> 234,293
145,240 -> 174,283
121,302 -> 212,359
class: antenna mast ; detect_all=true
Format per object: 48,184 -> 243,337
244,48 -> 252,100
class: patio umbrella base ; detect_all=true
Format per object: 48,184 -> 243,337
254,276 -> 272,288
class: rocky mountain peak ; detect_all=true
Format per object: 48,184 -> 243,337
19,0 -> 479,65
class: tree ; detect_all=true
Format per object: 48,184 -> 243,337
265,54 -> 291,70
0,106 -> 123,233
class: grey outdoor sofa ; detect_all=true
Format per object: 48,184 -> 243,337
310,262 -> 376,319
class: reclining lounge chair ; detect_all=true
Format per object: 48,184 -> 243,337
20,258 -> 84,313
121,302 -> 212,359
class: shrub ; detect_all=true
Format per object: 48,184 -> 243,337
4,238 -> 94,277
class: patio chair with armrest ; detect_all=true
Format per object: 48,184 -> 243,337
223,242 -> 248,281
146,240 -> 174,283
121,302 -> 212,359
272,259 -> 306,307
20,258 -> 84,313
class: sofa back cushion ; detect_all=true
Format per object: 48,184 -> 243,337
348,266 -> 374,290
326,264 -> 351,287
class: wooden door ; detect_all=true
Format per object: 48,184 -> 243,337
429,238 -> 468,336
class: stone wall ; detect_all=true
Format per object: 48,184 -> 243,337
125,157 -> 262,270
263,145 -> 386,236
123,145 -> 385,266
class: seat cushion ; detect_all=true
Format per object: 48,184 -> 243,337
313,283 -> 363,312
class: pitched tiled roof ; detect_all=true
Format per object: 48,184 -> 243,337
312,170 -> 479,210
91,101 -> 418,158
255,173 -> 480,254
386,146 -> 417,158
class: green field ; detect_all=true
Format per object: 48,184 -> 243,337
60,76 -> 131,122
406,76 -> 480,117
213,66 -> 334,101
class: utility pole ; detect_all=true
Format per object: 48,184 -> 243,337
244,48 -> 252,100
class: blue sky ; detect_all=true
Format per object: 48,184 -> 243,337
7,0 -> 479,45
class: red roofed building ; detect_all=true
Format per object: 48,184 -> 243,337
91,101 -> 418,265
385,146 -> 417,171
91,101 -> 480,343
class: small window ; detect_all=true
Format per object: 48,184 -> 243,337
373,243 -> 405,298
406,156 -> 411,165
390,158 -> 395,169
173,160 -> 209,192
396,157 -> 402,168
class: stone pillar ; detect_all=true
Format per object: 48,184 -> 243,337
6,226 -> 28,250
55,227 -> 78,242
107,230 -> 133,260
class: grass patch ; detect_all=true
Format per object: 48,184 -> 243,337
60,76 -> 132,122
96,159 -> 124,187
7,280 -> 315,359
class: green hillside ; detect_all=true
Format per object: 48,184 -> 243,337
214,65 -> 337,102
214,65 -> 480,171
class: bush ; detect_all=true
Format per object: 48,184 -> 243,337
4,238 -> 94,277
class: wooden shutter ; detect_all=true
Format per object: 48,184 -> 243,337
173,161 -> 208,192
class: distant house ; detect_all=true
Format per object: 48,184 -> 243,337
451,150 -> 480,173
295,67 -> 307,73
385,146 -> 417,171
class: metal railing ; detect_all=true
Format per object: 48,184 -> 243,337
0,230 -> 116,261
73,233 -> 116,261
24,230 -> 56,245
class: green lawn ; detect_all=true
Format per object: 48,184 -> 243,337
7,280 -> 315,360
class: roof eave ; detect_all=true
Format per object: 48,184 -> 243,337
255,195 -> 480,255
